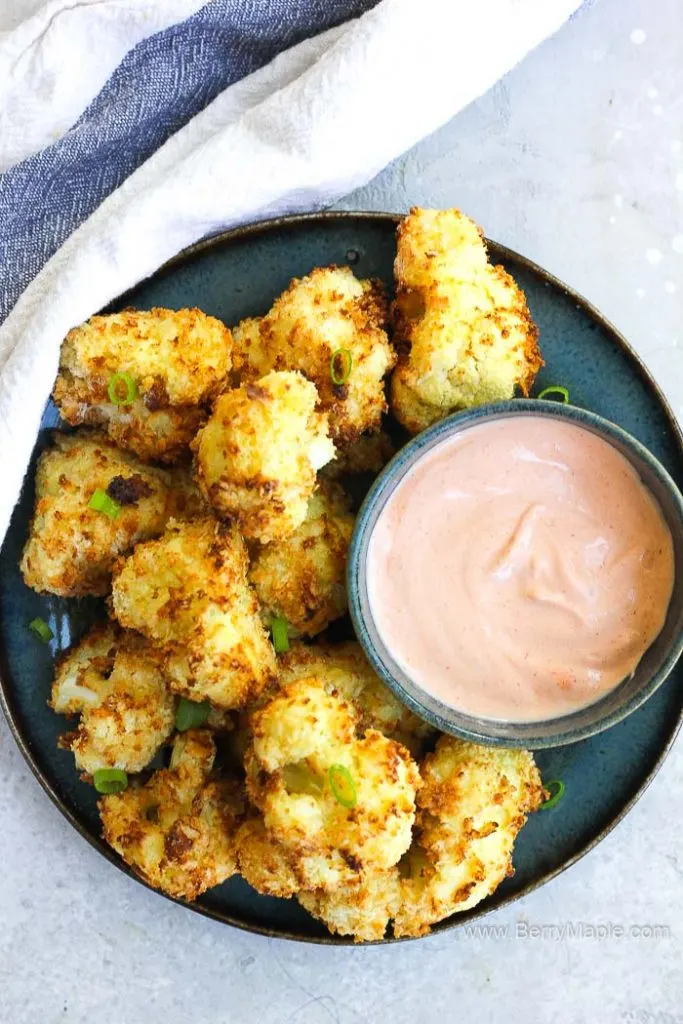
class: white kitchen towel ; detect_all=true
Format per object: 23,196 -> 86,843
0,0 -> 376,314
0,0 -> 584,542
0,0 -> 209,171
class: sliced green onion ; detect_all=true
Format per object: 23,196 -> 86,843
330,348 -> 353,386
93,768 -> 128,795
175,697 -> 210,732
29,617 -> 53,643
271,616 -> 290,654
537,385 -> 569,404
329,763 -> 357,809
88,488 -> 121,520
107,372 -> 138,406
540,779 -> 565,810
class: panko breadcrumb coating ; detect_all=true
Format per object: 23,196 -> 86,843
100,729 -> 244,900
52,623 -> 175,776
111,517 -> 276,709
298,738 -> 543,942
249,482 -> 354,637
246,677 -> 420,891
234,816 -> 300,898
391,208 -> 542,433
279,642 -> 434,756
54,307 -> 233,463
193,370 -> 335,544
394,737 -> 544,938
298,869 -> 401,943
20,431 -> 201,597
232,267 -> 395,445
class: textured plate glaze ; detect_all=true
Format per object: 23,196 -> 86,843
1,212 -> 682,945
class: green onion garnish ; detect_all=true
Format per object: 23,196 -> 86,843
29,617 -> 53,643
175,697 -> 210,732
537,385 -> 569,404
330,348 -> 353,386
271,616 -> 290,654
328,764 -> 357,809
88,488 -> 121,520
540,779 -> 565,810
107,372 -> 138,406
93,768 -> 128,795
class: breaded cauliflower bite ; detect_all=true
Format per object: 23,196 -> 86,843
298,869 -> 401,943
246,677 -> 420,891
193,370 -> 335,543
394,737 -> 544,938
249,482 -> 354,637
279,642 -> 434,756
52,623 -> 175,776
54,307 -> 233,463
297,737 -> 543,942
111,517 -> 276,709
20,431 -> 201,597
232,267 -> 396,446
234,816 -> 300,898
391,208 -> 543,433
100,730 -> 244,900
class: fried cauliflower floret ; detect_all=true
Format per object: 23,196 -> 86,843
249,482 -> 353,637
20,431 -> 201,597
246,678 -> 420,891
390,208 -> 542,434
193,370 -> 335,543
322,430 -> 396,481
54,307 -> 233,463
111,517 -> 276,709
100,730 -> 244,900
279,642 -> 434,756
234,816 -> 300,898
232,267 -> 396,446
393,737 -> 544,938
51,623 -> 175,776
298,868 -> 401,943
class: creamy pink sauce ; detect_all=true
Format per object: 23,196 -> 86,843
367,415 -> 675,721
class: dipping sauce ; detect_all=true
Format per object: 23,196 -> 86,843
367,415 -> 675,721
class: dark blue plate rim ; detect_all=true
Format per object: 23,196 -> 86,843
1,210 -> 682,945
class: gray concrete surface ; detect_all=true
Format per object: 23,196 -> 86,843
1,0 -> 682,1020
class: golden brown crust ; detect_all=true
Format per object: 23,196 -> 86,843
278,641 -> 434,757
20,431 -> 202,597
298,868 -> 401,943
111,517 -> 277,709
193,370 -> 335,544
234,816 -> 300,898
54,307 -> 233,463
99,404 -> 206,465
390,208 -> 543,433
249,481 -> 353,637
245,677 -> 420,892
51,623 -> 175,776
393,737 -> 544,938
232,267 -> 396,446
294,738 -> 544,941
99,730 -> 244,900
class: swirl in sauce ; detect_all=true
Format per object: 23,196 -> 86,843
367,416 -> 675,721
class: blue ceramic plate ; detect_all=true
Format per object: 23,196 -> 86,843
1,212 -> 682,945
